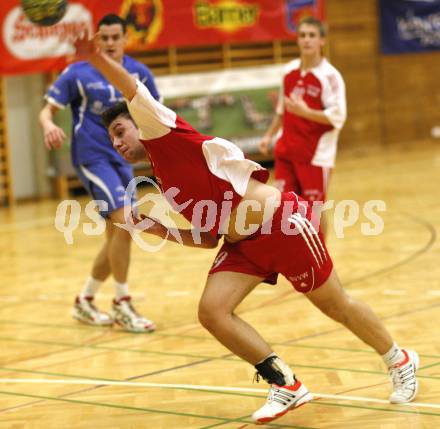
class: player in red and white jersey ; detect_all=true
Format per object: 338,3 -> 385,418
74,34 -> 418,424
260,17 -> 346,234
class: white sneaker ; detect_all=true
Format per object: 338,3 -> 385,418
72,295 -> 113,326
111,296 -> 156,333
389,349 -> 419,403
252,379 -> 313,424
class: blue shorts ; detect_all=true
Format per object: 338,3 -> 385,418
75,160 -> 136,218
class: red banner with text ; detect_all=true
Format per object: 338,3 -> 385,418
0,0 -> 325,75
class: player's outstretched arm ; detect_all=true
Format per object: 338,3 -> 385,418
134,215 -> 219,249
73,34 -> 137,101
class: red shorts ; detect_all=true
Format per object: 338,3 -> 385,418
274,156 -> 331,203
208,192 -> 333,293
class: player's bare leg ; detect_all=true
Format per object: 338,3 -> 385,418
108,206 -> 155,332
72,220 -> 113,326
90,219 -> 112,281
306,269 -> 393,353
199,271 -> 312,424
107,207 -> 132,283
306,269 -> 419,403
199,271 -> 269,362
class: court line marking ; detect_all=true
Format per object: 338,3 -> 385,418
0,390 -> 315,429
0,293 -> 146,302
2,335 -> 440,379
2,317 -> 440,361
1,378 -> 439,411
4,287 -> 440,302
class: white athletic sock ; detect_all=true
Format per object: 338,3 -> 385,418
114,281 -> 129,300
80,277 -> 103,298
382,342 -> 405,367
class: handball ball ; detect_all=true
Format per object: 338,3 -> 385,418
21,0 -> 68,26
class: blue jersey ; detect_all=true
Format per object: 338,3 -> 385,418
46,56 -> 160,166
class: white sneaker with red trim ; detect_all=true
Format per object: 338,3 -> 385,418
111,296 -> 156,333
72,296 -> 113,326
252,379 -> 313,424
389,349 -> 419,403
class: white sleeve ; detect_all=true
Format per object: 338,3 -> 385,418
126,80 -> 177,140
202,137 -> 268,196
321,71 -> 347,130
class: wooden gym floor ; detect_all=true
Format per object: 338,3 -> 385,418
0,140 -> 439,428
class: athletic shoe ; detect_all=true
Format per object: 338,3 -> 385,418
252,379 -> 313,424
72,295 -> 113,326
389,349 -> 419,403
111,295 -> 156,333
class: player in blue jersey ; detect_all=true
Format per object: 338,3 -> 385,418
39,14 -> 159,332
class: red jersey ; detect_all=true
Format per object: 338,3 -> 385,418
127,81 -> 269,237
276,58 -> 346,167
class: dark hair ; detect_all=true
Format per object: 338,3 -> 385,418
298,16 -> 327,37
97,14 -> 127,34
102,102 -> 132,129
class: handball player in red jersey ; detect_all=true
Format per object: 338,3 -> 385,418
73,34 -> 419,424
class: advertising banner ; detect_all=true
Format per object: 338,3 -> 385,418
379,0 -> 440,54
1,0 -> 325,75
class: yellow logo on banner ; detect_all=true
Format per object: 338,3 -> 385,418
120,0 -> 163,48
195,1 -> 259,32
